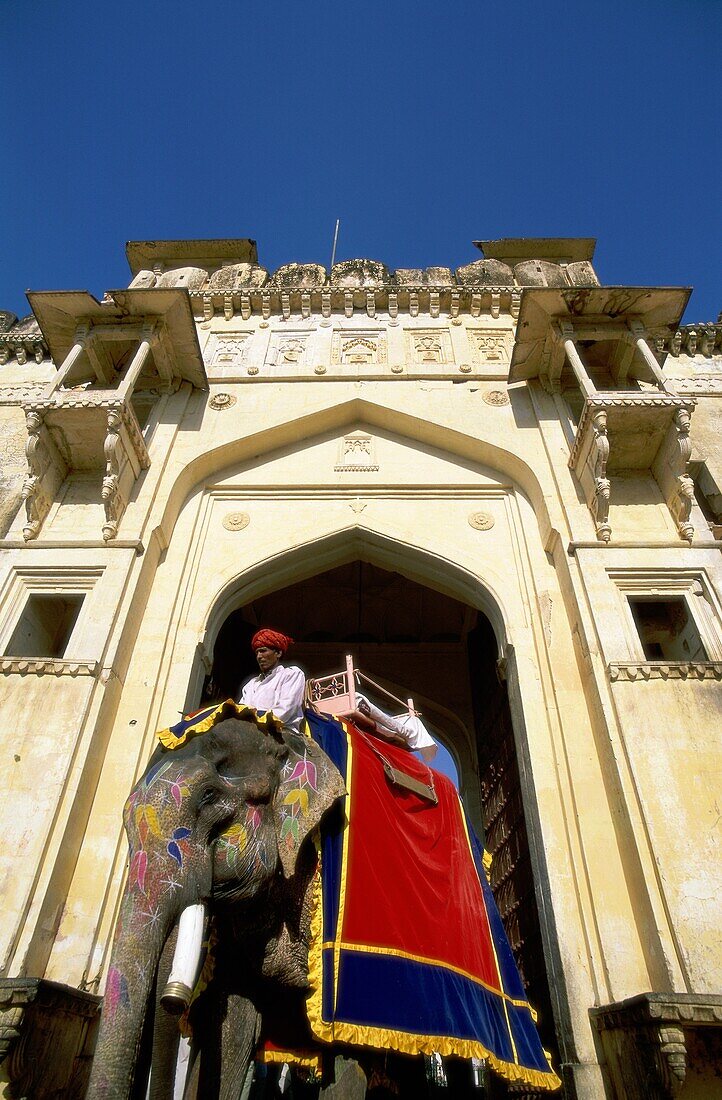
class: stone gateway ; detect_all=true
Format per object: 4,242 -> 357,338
0,236 -> 721,1098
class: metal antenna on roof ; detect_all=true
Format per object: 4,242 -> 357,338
330,219 -> 340,271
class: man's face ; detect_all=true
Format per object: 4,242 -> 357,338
255,646 -> 281,673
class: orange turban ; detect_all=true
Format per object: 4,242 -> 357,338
251,629 -> 294,655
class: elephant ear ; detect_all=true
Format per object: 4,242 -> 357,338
275,734 -> 346,878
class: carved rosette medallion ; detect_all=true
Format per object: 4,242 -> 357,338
483,389 -> 510,406
468,511 -> 495,531
209,392 -> 237,410
222,511 -> 250,531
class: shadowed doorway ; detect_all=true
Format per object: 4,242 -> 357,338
203,560 -> 561,1095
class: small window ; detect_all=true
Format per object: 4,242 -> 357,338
628,597 -> 708,662
4,593 -> 85,658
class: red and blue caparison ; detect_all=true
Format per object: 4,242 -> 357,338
305,708 -> 561,1091
159,700 -> 560,1089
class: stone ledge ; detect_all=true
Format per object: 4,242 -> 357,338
0,658 -> 99,677
608,661 -> 722,681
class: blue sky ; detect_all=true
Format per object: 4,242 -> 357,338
3,1 -> 720,323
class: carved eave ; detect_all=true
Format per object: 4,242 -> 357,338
591,992 -> 722,1100
27,289 -> 207,391
187,283 -> 524,323
126,237 -> 258,275
509,286 -> 691,384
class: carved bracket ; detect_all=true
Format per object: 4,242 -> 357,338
0,978 -> 100,1100
591,992 -> 722,1100
21,409 -> 67,541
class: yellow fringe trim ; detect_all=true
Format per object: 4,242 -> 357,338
258,1048 -> 322,1071
483,848 -> 493,875
157,700 -> 284,750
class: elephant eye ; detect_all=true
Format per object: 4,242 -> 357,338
198,786 -> 218,808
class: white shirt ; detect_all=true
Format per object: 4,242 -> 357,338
238,663 -> 306,733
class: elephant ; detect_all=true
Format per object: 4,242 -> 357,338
86,709 -> 346,1100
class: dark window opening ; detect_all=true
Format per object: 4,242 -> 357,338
691,461 -> 722,539
628,596 -> 707,662
5,593 -> 84,658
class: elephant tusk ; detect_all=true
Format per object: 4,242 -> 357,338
160,903 -> 207,1015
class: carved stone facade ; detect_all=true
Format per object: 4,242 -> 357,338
1,236 -> 721,1100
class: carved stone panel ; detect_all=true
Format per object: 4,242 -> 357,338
334,432 -> 379,472
405,329 -> 453,366
268,333 -> 312,368
207,333 -> 252,370
331,331 -> 387,366
468,329 -> 512,366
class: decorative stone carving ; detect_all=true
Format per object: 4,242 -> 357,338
591,992 -> 722,1100
334,432 -> 379,472
0,310 -> 18,332
455,259 -> 514,286
459,363 -> 472,374
207,334 -> 251,369
22,410 -> 60,542
590,409 -> 611,543
269,263 -> 326,289
331,331 -> 387,366
222,511 -> 250,531
0,658 -> 99,677
268,333 -> 310,367
207,264 -> 268,292
468,511 -> 495,530
330,260 -> 390,287
483,389 -> 510,406
406,329 -> 452,365
468,329 -> 511,365
209,392 -> 237,410
156,267 -> 208,292
101,409 -> 123,541
609,662 -> 722,681
0,978 -> 100,1100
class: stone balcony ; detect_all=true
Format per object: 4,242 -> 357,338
509,286 -> 696,542
17,288 -> 206,542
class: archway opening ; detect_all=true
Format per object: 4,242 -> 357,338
203,560 -> 560,1089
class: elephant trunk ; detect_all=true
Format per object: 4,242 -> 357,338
86,893 -> 180,1100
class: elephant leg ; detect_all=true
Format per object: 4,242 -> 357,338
218,993 -> 261,1100
181,990 -> 260,1100
317,1056 -> 366,1099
